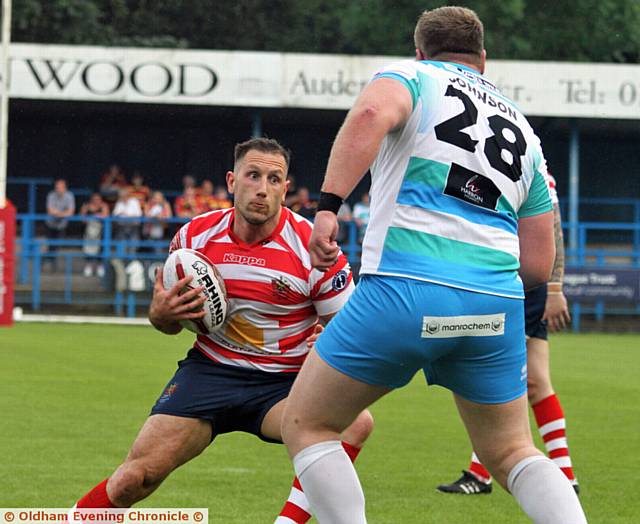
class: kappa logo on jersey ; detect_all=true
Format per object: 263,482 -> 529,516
421,313 -> 505,338
332,270 -> 349,292
222,253 -> 266,266
444,163 -> 501,211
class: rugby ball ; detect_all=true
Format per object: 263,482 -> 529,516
163,248 -> 228,335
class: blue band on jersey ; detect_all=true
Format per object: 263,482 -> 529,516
398,180 -> 518,235
315,275 -> 527,404
374,72 -> 419,109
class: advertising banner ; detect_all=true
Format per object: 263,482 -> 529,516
564,268 -> 640,303
0,200 -> 16,326
2,44 -> 640,118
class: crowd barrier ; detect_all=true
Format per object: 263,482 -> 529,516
8,178 -> 640,331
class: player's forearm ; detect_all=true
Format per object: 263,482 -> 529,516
149,316 -> 183,335
148,306 -> 183,335
549,204 -> 565,290
322,106 -> 389,198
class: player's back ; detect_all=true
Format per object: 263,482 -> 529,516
362,60 -> 552,299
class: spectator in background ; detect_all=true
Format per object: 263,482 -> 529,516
214,186 -> 232,210
199,180 -> 218,212
291,186 -> 317,221
113,188 -> 142,254
80,193 -> 109,277
175,186 -> 204,219
285,174 -> 298,207
143,191 -> 173,252
336,200 -> 353,245
182,175 -> 199,194
46,179 -> 75,265
352,192 -> 370,243
99,164 -> 127,208
128,171 -> 151,205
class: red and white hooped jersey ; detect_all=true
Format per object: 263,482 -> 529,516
169,207 -> 354,373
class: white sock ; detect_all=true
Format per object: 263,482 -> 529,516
508,455 -> 587,524
293,440 -> 366,524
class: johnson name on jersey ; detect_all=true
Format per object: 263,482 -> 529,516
361,60 -> 553,299
169,207 -> 354,373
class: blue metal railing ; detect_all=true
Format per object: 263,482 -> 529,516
14,213 -> 364,317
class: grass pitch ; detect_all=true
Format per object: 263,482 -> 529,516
1,323 -> 638,523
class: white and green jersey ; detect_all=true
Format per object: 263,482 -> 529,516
361,60 -> 552,299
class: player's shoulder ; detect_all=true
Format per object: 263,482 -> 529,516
187,208 -> 233,236
282,207 -> 314,240
376,59 -> 420,79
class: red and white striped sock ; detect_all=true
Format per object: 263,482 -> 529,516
76,478 -> 117,508
274,442 -> 361,524
533,394 -> 578,485
468,452 -> 492,483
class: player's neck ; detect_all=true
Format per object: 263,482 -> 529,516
233,208 -> 282,245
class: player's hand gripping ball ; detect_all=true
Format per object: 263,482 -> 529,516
163,248 -> 228,334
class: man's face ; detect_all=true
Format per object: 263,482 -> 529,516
55,180 -> 66,193
227,150 -> 288,226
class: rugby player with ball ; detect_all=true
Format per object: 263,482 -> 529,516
72,138 -> 373,524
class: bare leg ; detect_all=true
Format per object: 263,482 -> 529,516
526,337 -> 554,405
107,414 -> 212,506
281,349 -> 390,524
454,394 -> 586,523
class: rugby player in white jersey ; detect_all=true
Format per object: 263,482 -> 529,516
281,7 -> 587,524
73,138 -> 373,524
437,173 -> 580,495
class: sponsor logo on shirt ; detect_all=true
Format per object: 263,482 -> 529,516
421,313 -> 505,338
332,270 -> 349,292
444,163 -> 501,211
223,253 -> 266,266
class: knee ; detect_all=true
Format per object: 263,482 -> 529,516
526,377 -> 540,403
108,461 -> 167,506
479,444 -> 542,490
527,376 -> 553,406
341,410 -> 374,448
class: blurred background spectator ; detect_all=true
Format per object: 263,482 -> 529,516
143,191 -> 173,252
336,200 -> 352,244
80,193 -> 109,277
127,171 -> 151,205
99,164 -> 127,208
214,186 -> 233,210
291,186 -> 317,221
353,192 -> 370,243
175,186 -> 204,219
113,188 -> 142,254
45,178 -> 75,268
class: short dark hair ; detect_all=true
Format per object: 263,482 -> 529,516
234,137 -> 291,170
414,6 -> 484,66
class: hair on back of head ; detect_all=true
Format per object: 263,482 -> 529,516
414,6 -> 484,65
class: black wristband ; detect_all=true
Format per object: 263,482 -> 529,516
317,191 -> 344,214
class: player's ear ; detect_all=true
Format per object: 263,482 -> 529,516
283,178 -> 290,203
415,48 -> 426,61
480,49 -> 486,74
226,171 -> 235,194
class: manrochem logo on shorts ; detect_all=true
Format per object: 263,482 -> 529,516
421,313 -> 505,338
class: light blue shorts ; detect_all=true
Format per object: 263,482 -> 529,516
315,275 -> 527,404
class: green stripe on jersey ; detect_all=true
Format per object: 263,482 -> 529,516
519,170 -> 553,218
403,157 -> 450,188
384,226 -> 520,271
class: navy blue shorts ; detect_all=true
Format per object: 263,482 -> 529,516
524,284 -> 548,340
150,348 -> 296,443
